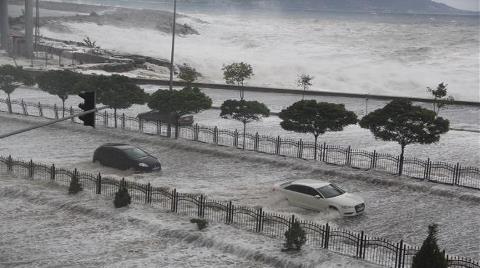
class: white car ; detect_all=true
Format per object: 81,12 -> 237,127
274,179 -> 365,216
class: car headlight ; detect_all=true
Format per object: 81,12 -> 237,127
341,205 -> 354,209
138,163 -> 149,168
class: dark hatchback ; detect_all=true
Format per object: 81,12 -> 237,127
93,143 -> 161,172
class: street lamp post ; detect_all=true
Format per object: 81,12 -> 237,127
169,0 -> 177,92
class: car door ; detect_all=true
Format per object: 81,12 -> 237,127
296,186 -> 326,211
284,185 -> 316,209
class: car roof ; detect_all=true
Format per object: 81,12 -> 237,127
288,179 -> 331,188
100,143 -> 135,149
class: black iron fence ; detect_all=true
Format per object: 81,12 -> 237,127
0,155 -> 478,268
0,98 -> 479,190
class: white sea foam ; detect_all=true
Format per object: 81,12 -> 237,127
38,4 -> 479,101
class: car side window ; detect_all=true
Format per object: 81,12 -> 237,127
285,185 -> 319,196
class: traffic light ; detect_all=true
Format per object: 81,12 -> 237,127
78,91 -> 96,127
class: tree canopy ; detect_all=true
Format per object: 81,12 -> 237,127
220,99 -> 270,124
279,100 -> 357,159
0,75 -> 20,96
220,99 -> 270,149
427,82 -> 454,115
222,62 -> 253,99
297,74 -> 313,100
0,64 -> 35,86
412,224 -> 447,268
359,99 -> 449,174
149,87 -> 212,118
178,63 -> 201,86
279,100 -> 357,137
36,70 -> 82,116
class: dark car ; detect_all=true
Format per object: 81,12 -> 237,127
93,143 -> 161,172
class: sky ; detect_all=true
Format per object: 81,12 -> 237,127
434,0 -> 480,11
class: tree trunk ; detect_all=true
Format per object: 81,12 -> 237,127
399,144 -> 406,176
314,134 -> 319,160
242,121 -> 247,150
62,99 -> 65,117
114,108 -> 117,128
6,93 -> 12,114
175,115 -> 180,139
302,86 -> 305,100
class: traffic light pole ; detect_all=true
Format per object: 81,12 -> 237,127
0,106 -> 107,139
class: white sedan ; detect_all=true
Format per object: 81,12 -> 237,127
274,179 -> 365,216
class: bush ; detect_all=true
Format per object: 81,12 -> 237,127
68,175 -> 83,195
114,185 -> 131,208
190,218 -> 208,230
412,224 -> 447,268
283,220 -> 306,251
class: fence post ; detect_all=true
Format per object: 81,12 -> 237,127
357,231 -> 364,258
50,164 -> 55,181
275,136 -> 281,155
297,139 -> 303,158
424,158 -> 430,180
322,142 -> 327,162
398,154 -> 404,176
7,155 -> 12,172
104,111 -> 108,127
254,132 -> 259,151
53,104 -> 59,119
193,124 -> 199,141
370,150 -> 377,169
21,99 -> 28,115
73,168 -> 78,185
145,183 -> 151,204
198,194 -> 203,217
70,107 -> 75,123
256,207 -> 263,232
171,189 -> 177,212
396,240 -> 404,268
121,113 -> 126,129
29,159 -> 34,178
453,162 -> 460,185
346,146 -> 351,166
96,173 -> 102,194
324,223 -> 330,249
234,130 -> 239,148
38,102 -> 43,117
225,201 -> 233,224
213,127 -> 218,144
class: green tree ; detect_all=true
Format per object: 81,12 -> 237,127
86,75 -> 148,128
0,64 -> 35,86
283,220 -> 306,251
114,182 -> 131,208
178,63 -> 201,88
279,100 -> 357,160
68,174 -> 83,194
359,99 -> 449,175
412,224 -> 447,268
427,82 -> 454,116
297,74 -> 313,100
222,62 -> 253,100
148,87 -> 212,138
220,99 -> 270,149
0,75 -> 21,113
36,70 -> 82,117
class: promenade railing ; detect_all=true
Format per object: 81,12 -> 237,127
0,98 -> 479,190
0,155 -> 478,268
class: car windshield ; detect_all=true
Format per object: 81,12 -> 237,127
317,184 -> 345,198
123,148 -> 149,159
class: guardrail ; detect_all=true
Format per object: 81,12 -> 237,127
1,155 -> 478,268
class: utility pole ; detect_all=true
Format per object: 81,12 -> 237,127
169,0 -> 177,91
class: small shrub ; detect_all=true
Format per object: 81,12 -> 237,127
412,224 -> 447,268
283,220 -> 306,251
114,185 -> 131,208
68,175 -> 83,194
190,218 -> 208,230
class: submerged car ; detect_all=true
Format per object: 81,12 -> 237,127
93,143 -> 161,172
274,179 -> 365,216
